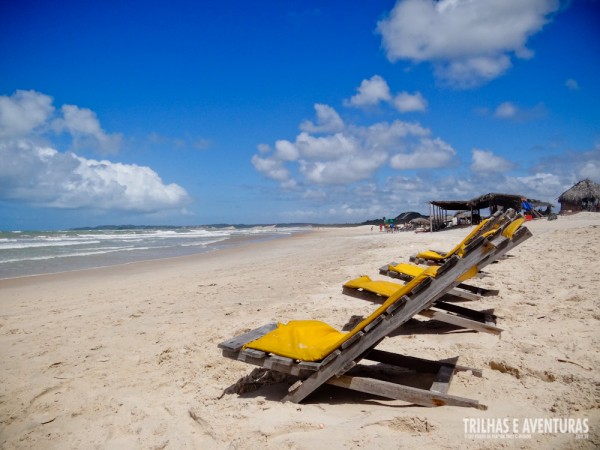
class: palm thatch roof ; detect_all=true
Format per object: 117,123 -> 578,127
558,179 -> 600,203
410,217 -> 430,226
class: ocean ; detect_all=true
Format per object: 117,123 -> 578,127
0,225 -> 310,279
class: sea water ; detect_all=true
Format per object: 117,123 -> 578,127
0,226 -> 309,279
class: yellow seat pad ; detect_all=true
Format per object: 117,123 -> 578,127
244,320 -> 346,362
388,262 -> 477,282
344,276 -> 402,297
388,262 -> 430,278
416,218 -> 491,260
502,217 -> 525,238
245,270 -> 436,361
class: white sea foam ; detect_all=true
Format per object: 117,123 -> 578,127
0,226 -> 310,279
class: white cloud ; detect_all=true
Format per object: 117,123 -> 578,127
252,103 -> 456,188
494,101 -> 546,121
345,75 -> 392,107
273,139 -> 300,161
251,153 -> 291,182
346,76 -> 429,113
392,91 -> 428,112
437,55 -> 512,88
0,140 -> 189,211
390,137 -> 456,169
54,104 -> 122,154
495,101 -> 518,118
299,152 -> 388,184
565,78 -> 579,91
470,148 -> 515,172
0,90 -> 122,154
0,89 -> 191,216
294,131 -> 360,161
299,104 -> 344,133
377,0 -> 561,87
0,90 -> 54,138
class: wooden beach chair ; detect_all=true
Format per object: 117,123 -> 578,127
382,214 -> 528,301
341,214 -> 531,335
409,209 -> 515,265
342,274 -> 502,335
218,228 -> 522,409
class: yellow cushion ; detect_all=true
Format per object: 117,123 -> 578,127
502,217 -> 525,238
388,262 -> 429,278
456,264 -> 478,282
344,276 -> 401,297
415,249 -> 446,260
416,218 -> 491,260
244,320 -> 346,361
389,261 -> 477,282
245,270 -> 436,361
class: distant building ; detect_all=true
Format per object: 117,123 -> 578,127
558,179 -> 600,213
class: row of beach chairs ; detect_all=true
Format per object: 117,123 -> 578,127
218,209 -> 532,409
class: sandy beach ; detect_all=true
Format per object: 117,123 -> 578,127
1,213 -> 599,449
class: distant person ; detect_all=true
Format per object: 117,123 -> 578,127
521,197 -> 533,214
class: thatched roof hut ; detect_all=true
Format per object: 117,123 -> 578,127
558,179 -> 600,213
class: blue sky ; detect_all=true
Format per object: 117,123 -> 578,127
1,0 -> 599,229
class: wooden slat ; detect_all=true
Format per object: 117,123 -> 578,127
363,315 -> 383,333
341,331 -> 364,350
409,276 -> 432,295
433,302 -> 496,322
218,322 -> 278,352
297,361 -> 321,372
320,349 -> 341,367
365,349 -> 482,377
327,375 -> 485,409
443,289 -> 482,302
386,296 -> 409,314
265,355 -> 295,372
419,309 -> 502,335
455,283 -> 499,297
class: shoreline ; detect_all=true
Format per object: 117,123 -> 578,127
1,215 -> 599,449
0,229 -> 312,283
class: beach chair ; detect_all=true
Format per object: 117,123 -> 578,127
409,209 -> 515,265
342,274 -> 502,335
382,214 -> 528,300
342,214 -> 531,335
218,228 -> 522,409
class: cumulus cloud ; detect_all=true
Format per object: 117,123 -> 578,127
377,0 -> 561,87
0,140 -> 189,211
251,153 -> 291,182
494,101 -> 518,118
0,89 -> 190,214
0,90 -> 54,138
299,103 -> 344,133
390,137 -> 456,169
346,75 -> 428,113
345,75 -> 392,107
392,91 -> 428,112
54,104 -> 122,154
252,104 -> 455,187
470,148 -> 515,172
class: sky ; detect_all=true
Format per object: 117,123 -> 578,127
1,0 -> 599,230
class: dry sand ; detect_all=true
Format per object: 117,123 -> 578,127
1,213 -> 599,449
